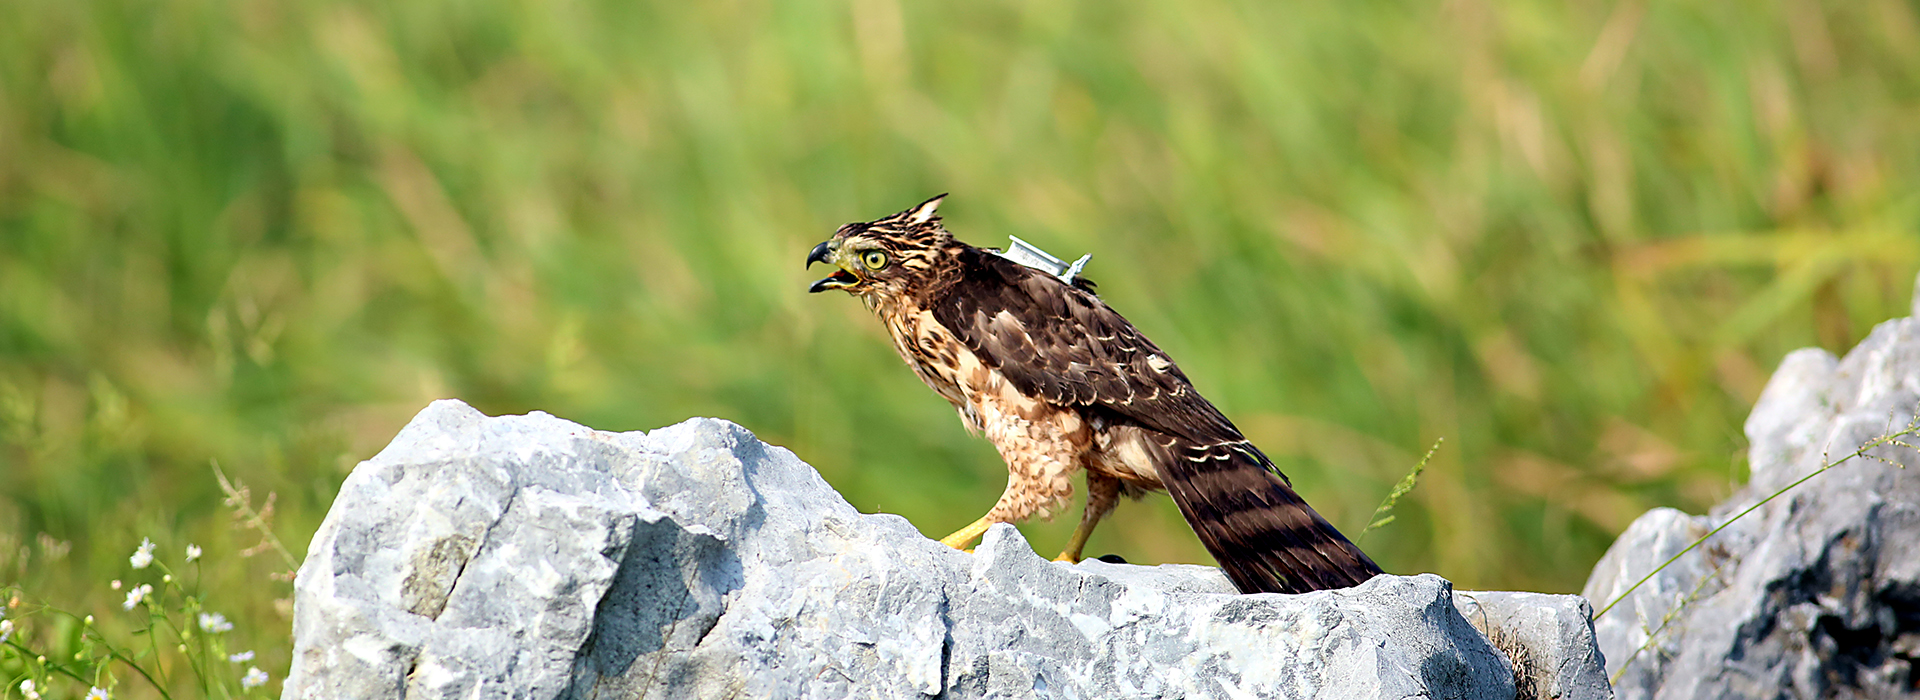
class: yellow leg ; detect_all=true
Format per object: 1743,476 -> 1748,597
938,516 -> 995,550
1053,474 -> 1120,563
1053,517 -> 1099,563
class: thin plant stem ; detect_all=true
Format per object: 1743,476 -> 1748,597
1594,416 -> 1918,620
210,461 -> 300,573
1609,559 -> 1725,683
8,619 -> 177,700
6,639 -> 94,686
1359,438 -> 1442,543
102,644 -> 176,700
148,605 -> 201,690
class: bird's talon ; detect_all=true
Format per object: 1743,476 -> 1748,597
938,535 -> 976,550
938,516 -> 994,551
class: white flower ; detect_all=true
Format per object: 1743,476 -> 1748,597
19,679 -> 39,700
110,579 -> 122,590
185,544 -> 202,562
241,667 -> 269,689
86,687 -> 109,700
122,584 -> 153,610
198,612 -> 233,633
229,650 -> 255,663
129,538 -> 155,569
0,618 -> 12,643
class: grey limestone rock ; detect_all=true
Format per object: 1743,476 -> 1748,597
1583,275 -> 1920,699
285,399 -> 1608,699
1454,592 -> 1611,700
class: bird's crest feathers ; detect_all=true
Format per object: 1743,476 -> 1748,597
840,193 -> 952,245
905,193 -> 945,226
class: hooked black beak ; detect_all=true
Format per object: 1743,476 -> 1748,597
806,240 -> 858,293
807,275 -> 845,294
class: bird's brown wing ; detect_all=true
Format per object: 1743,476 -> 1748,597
930,246 -> 1383,594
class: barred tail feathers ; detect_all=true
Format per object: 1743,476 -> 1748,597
1153,438 -> 1383,595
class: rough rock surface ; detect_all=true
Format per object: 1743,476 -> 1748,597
1584,275 -> 1920,699
1455,592 -> 1610,700
285,399 -> 1608,699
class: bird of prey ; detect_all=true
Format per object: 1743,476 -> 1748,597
806,195 -> 1383,594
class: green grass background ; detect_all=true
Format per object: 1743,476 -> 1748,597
2,0 -> 1918,694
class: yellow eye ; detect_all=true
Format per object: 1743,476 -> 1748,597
862,250 -> 888,270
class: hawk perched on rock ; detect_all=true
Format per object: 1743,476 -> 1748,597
807,195 -> 1383,594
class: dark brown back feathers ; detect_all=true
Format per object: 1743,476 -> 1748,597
928,246 -> 1383,594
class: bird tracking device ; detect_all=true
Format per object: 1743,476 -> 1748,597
996,236 -> 1091,286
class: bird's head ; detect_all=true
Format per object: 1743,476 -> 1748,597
807,194 -> 953,299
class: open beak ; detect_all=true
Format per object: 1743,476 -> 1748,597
806,240 -> 860,293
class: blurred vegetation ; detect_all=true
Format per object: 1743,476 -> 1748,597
1,0 -> 1917,691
